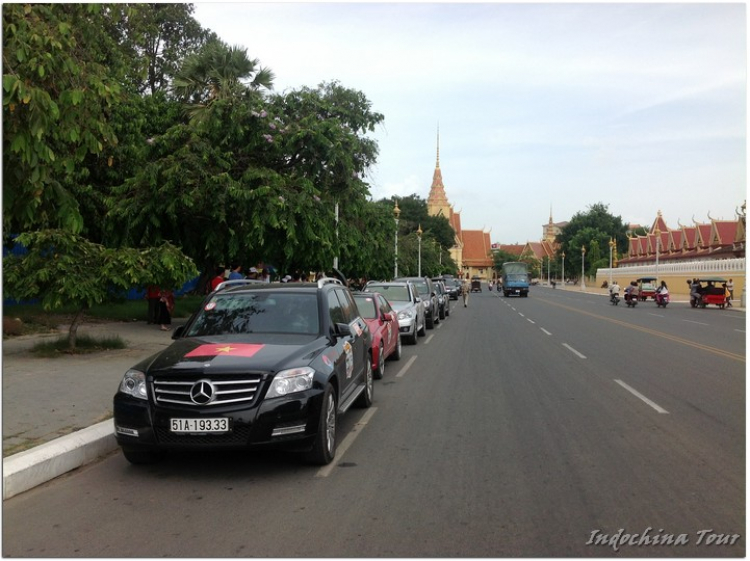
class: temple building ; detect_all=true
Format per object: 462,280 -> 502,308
425,132 -> 493,279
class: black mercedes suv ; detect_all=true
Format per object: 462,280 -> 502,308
114,278 -> 373,466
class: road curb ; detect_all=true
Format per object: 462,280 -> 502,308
3,420 -> 117,500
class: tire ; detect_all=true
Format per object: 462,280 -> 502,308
418,317 -> 426,336
407,323 -> 418,345
426,313 -> 435,329
439,305 -> 446,320
355,358 -> 373,408
390,333 -> 402,360
122,448 -> 159,465
306,384 -> 337,465
374,342 -> 385,379
445,304 -> 450,317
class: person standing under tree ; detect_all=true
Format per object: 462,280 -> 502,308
157,288 -> 175,331
145,285 -> 161,324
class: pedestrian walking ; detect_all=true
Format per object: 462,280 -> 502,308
157,288 -> 175,331
145,285 -> 161,324
723,283 -> 732,308
462,275 -> 469,307
727,278 -> 734,302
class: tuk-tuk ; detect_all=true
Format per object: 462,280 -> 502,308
470,276 -> 482,293
693,278 -> 728,309
636,277 -> 658,301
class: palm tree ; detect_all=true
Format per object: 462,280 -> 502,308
172,40 -> 275,124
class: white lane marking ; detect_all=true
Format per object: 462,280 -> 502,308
424,333 -> 435,344
735,329 -> 746,333
540,328 -> 552,336
562,343 -> 586,359
648,313 -> 665,318
519,313 -> 525,318
614,380 -> 669,414
527,318 -> 535,324
683,319 -> 710,326
395,355 -> 418,378
316,407 -> 378,478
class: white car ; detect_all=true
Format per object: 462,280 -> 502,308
364,281 -> 425,345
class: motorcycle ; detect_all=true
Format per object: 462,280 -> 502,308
609,292 -> 620,305
624,292 -> 638,308
655,291 -> 669,308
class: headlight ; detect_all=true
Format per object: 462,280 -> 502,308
398,309 -> 413,320
119,369 -> 147,400
266,367 -> 315,398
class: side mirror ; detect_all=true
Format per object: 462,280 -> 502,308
334,322 -> 353,338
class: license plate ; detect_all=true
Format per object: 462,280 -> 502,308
170,418 -> 230,433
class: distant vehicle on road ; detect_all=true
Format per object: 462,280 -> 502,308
502,262 -> 530,297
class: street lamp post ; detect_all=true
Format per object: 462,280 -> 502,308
547,256 -> 550,286
561,251 -> 565,286
581,245 -> 586,290
417,224 -> 423,277
393,201 -> 401,279
608,237 -> 615,286
654,227 -> 660,282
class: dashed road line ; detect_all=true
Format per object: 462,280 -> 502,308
683,319 -> 710,326
395,355 -> 418,378
614,380 -> 669,414
540,328 -> 552,336
562,343 -> 586,359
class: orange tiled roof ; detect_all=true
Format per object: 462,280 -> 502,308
461,230 -> 493,266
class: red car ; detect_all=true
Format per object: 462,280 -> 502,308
353,292 -> 402,379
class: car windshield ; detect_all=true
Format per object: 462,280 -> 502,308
353,296 -> 378,319
367,285 -> 409,302
185,292 -> 319,336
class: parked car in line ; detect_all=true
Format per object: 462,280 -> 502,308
431,278 -> 450,319
394,276 -> 439,329
352,291 -> 402,379
445,278 -> 462,300
364,281 -> 425,345
113,278 -> 373,466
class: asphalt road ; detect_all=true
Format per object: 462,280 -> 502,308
2,288 -> 745,557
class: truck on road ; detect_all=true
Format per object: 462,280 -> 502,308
502,262 -> 530,297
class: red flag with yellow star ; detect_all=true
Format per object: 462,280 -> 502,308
185,343 -> 264,358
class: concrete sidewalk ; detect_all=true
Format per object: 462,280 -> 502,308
2,320 -> 182,499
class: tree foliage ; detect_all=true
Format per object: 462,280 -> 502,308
2,3 -> 124,235
4,230 -> 197,347
555,203 -> 628,277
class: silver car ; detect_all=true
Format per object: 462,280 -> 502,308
364,281 -> 425,345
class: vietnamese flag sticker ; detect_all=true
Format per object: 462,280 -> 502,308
185,343 -> 265,358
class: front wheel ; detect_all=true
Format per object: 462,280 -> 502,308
355,358 -> 373,408
374,342 -> 385,379
390,333 -> 403,360
306,384 -> 337,465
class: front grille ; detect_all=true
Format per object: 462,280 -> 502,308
152,374 -> 264,407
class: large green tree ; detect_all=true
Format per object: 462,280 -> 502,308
2,3 -> 126,235
555,203 -> 628,278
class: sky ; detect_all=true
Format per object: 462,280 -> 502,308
193,2 -> 747,245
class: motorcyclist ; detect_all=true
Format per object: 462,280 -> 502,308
609,280 -> 621,303
624,281 -> 638,303
655,280 -> 669,305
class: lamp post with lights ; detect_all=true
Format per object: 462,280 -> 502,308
393,201 -> 401,279
581,245 -> 586,290
417,224 -> 423,277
